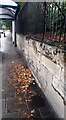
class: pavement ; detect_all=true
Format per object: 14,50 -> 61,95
0,32 -> 59,119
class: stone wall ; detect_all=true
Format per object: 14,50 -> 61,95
17,34 -> 65,118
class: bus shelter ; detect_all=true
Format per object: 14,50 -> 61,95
0,0 -> 19,46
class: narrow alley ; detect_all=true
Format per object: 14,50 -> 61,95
1,32 -> 59,119
0,1 -> 65,119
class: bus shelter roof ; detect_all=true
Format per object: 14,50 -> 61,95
0,0 -> 18,20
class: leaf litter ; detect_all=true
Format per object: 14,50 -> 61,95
11,64 -> 35,94
10,64 -> 37,118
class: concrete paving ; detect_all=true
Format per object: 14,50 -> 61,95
0,33 -> 59,119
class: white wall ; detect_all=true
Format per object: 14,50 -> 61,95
17,34 -> 65,118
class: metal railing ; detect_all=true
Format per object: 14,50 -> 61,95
42,2 -> 66,45
17,2 -> 66,48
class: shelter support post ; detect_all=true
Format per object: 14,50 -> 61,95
12,20 -> 17,47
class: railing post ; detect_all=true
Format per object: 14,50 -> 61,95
64,15 -> 66,43
50,3 -> 52,38
43,2 -> 46,41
